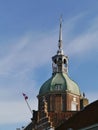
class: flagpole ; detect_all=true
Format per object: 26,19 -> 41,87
25,99 -> 33,116
22,93 -> 33,116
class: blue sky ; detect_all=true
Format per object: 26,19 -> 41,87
0,0 -> 98,130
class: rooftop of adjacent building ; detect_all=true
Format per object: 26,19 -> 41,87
56,100 -> 98,130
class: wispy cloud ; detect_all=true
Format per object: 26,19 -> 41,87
0,29 -> 57,124
65,15 -> 98,57
66,30 -> 98,57
0,99 -> 37,124
0,32 -> 56,76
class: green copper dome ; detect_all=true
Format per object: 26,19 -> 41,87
39,73 -> 81,96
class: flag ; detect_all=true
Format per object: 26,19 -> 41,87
22,93 -> 28,100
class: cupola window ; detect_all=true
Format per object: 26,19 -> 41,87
54,84 -> 62,91
64,59 -> 66,64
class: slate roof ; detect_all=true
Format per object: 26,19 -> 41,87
56,100 -> 98,130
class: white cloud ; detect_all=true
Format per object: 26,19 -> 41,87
66,30 -> 98,57
0,99 -> 37,124
63,16 -> 98,58
0,30 -> 57,124
0,31 -> 57,76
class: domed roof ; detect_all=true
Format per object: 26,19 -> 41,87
39,73 -> 81,96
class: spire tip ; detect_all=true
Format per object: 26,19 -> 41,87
57,16 -> 63,55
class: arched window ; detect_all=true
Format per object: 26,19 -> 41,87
54,59 -> 57,64
64,59 -> 66,64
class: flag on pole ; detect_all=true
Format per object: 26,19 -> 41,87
22,93 -> 33,115
22,93 -> 28,100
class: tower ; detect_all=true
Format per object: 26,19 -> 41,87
37,18 -> 81,128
